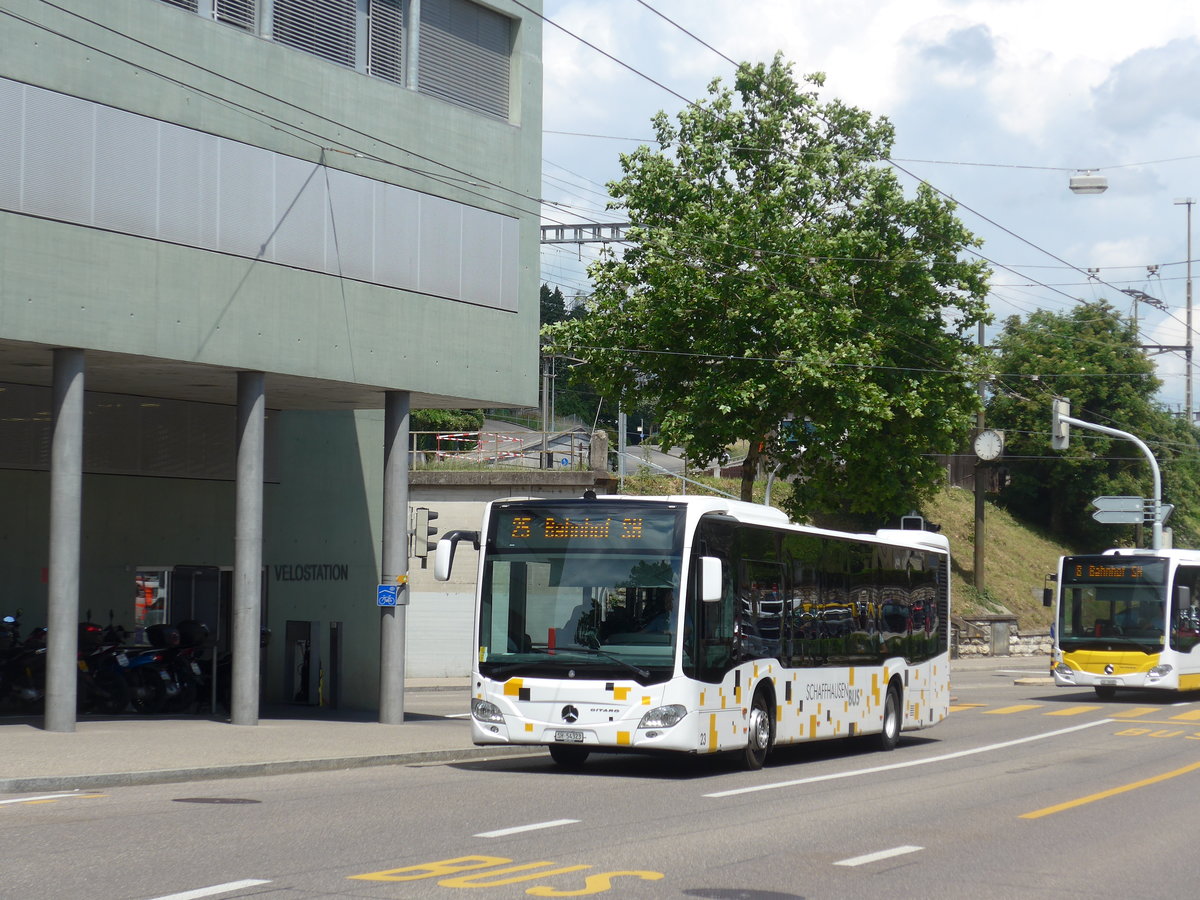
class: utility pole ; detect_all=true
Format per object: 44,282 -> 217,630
1176,198 -> 1195,421
974,322 -> 986,593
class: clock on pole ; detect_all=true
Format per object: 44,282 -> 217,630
973,429 -> 1004,461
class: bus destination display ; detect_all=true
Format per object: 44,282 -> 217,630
494,506 -> 678,552
1062,557 -> 1166,585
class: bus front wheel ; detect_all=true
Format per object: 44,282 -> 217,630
743,690 -> 774,770
1094,685 -> 1117,701
878,683 -> 902,751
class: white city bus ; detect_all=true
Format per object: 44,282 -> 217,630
1051,548 -> 1200,699
435,495 -> 951,769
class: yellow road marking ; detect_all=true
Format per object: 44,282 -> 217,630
949,704 -> 986,711
1171,710 -> 1200,721
1045,705 -> 1103,717
1021,760 -> 1200,819
984,704 -> 1043,715
1108,706 -> 1161,718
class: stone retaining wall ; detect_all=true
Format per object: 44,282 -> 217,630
952,616 -> 1052,658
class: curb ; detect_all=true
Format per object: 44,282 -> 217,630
0,745 -> 538,794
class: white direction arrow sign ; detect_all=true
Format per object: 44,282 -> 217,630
1092,495 -> 1144,513
1091,495 -> 1145,524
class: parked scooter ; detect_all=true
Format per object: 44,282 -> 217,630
75,616 -> 131,715
122,621 -> 210,715
0,610 -> 25,707
3,624 -> 47,713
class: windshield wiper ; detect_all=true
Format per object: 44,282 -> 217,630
560,644 -> 651,679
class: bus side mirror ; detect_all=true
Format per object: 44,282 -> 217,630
700,556 -> 723,602
434,530 -> 480,582
1177,586 -> 1191,607
1043,573 -> 1057,608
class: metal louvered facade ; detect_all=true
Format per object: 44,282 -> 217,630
368,0 -> 405,85
272,0 -> 358,69
152,0 -> 512,120
419,0 -> 511,118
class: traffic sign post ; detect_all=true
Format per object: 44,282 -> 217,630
1090,496 -> 1174,526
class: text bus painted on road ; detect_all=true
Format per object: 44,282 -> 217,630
1052,548 -> 1200,698
435,495 -> 951,769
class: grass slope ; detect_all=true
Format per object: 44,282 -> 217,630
920,488 -> 1069,631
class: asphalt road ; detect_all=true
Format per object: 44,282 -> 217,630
5,665 -> 1200,900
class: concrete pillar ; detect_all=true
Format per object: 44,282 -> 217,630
379,391 -> 410,724
232,372 -> 265,726
44,349 -> 85,733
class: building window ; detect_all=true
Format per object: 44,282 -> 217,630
419,0 -> 512,119
152,0 -> 515,119
368,0 -> 405,85
214,0 -> 256,31
272,0 -> 358,69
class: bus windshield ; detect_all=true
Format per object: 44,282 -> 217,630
478,502 -> 685,684
1059,556 -> 1168,651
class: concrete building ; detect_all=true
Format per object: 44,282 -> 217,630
0,0 -> 542,723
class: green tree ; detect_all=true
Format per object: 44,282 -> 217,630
410,408 -> 484,454
987,301 -> 1200,546
540,283 -> 567,326
545,56 -> 990,521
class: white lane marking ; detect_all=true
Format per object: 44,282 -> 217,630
144,880 -> 271,900
0,792 -> 96,806
475,818 -> 581,838
705,719 -> 1113,798
835,845 -> 924,867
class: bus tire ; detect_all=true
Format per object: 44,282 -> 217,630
878,683 -> 902,751
743,689 -> 773,770
549,744 -> 590,768
1094,685 -> 1117,701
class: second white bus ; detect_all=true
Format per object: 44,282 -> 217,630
1052,548 -> 1200,698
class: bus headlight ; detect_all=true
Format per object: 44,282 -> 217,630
638,704 -> 686,729
1147,664 -> 1174,681
471,698 -> 505,724
1054,662 -> 1075,680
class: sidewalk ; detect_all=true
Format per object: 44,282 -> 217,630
0,659 -> 1051,794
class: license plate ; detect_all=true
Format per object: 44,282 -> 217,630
554,730 -> 585,743
1099,678 -> 1118,685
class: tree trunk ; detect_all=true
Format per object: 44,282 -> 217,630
740,440 -> 762,502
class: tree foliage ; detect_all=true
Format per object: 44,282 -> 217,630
545,56 -> 990,522
987,302 -> 1200,547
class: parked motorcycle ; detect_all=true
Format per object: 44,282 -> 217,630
121,621 -> 209,715
75,619 -> 131,715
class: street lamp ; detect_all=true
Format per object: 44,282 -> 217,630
1069,170 -> 1108,194
1176,198 -> 1194,421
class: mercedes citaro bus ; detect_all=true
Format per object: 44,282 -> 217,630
435,495 -> 951,769
1052,548 -> 1200,699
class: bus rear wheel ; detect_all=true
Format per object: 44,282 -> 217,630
878,683 -> 902,751
549,744 -> 590,768
743,690 -> 773,770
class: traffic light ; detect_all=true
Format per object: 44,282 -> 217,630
413,507 -> 439,559
1051,397 -> 1070,450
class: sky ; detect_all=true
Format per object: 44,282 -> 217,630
537,0 -> 1200,413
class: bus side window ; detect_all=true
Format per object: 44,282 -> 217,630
1172,569 -> 1200,652
686,521 -> 736,682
